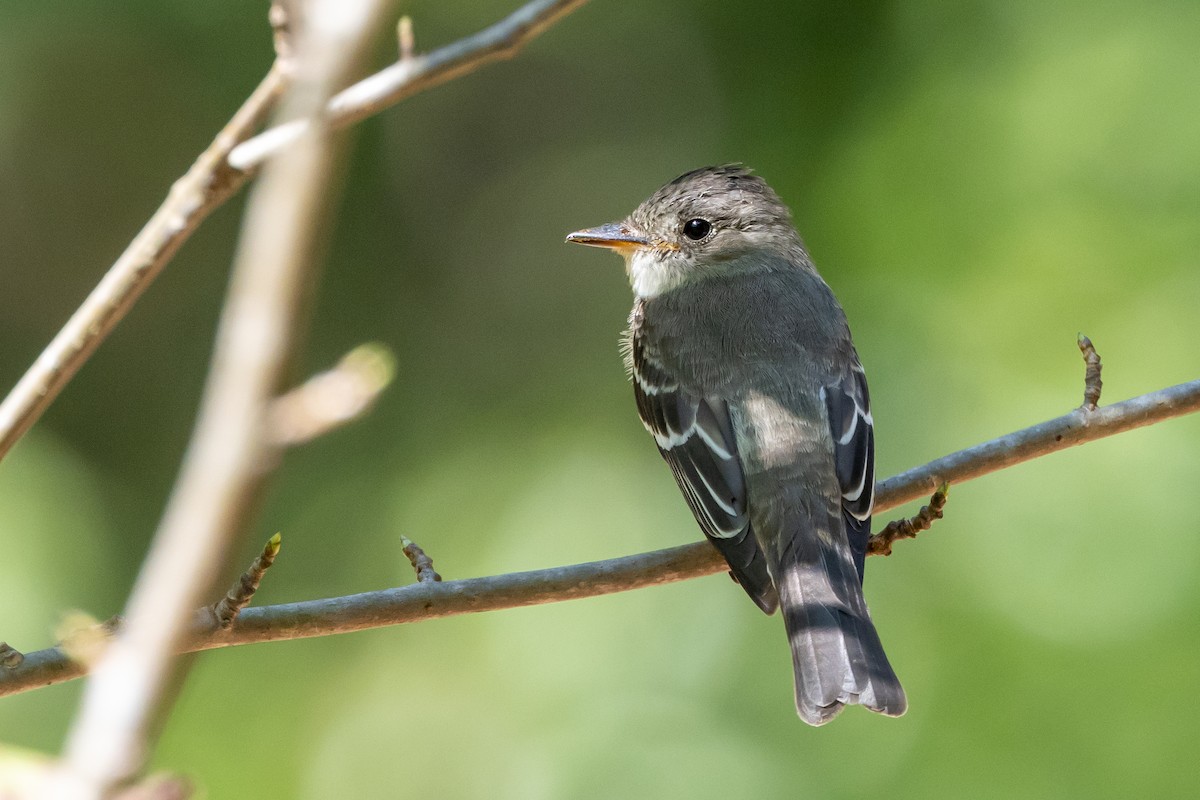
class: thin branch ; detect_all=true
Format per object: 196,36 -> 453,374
211,534 -> 283,628
875,378 -> 1200,512
53,3 -> 388,795
868,483 -> 949,557
5,373 -> 1197,700
227,0 -> 591,171
397,16 -> 415,63
401,537 -> 442,584
0,65 -> 287,466
1079,334 -> 1103,410
0,0 -> 585,469
266,344 -> 395,447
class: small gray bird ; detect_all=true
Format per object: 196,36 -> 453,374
567,165 -> 906,725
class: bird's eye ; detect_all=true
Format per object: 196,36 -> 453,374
682,218 -> 712,241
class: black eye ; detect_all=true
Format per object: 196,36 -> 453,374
682,218 -> 712,241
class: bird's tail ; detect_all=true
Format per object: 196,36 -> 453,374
774,530 -> 907,726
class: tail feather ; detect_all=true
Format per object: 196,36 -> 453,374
776,529 -> 906,726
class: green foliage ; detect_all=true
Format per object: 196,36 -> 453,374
1,0 -> 1198,796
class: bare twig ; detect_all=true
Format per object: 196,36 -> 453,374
5,373 -> 1198,700
401,537 -> 442,583
212,535 -> 284,628
397,16 -> 415,62
267,344 -> 395,447
228,0 -> 590,171
53,3 -> 389,795
0,65 -> 287,466
0,0 -> 584,470
874,380 -> 1200,513
1079,334 -> 1103,410
868,483 -> 949,557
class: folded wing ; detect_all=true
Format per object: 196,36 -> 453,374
631,334 -> 778,613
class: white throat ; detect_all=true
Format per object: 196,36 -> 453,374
625,248 -> 679,299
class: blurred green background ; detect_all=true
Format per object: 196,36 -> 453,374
2,0 -> 1199,797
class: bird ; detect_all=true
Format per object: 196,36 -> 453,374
566,165 -> 906,725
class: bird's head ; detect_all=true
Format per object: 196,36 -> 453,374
567,165 -> 806,298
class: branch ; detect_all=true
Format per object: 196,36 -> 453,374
4,374 -> 1197,700
0,0 -> 587,468
401,537 -> 442,584
0,64 -> 286,465
1078,334 -> 1103,411
874,377 -> 1199,511
52,3 -> 387,794
211,534 -> 284,628
266,344 -> 395,447
227,0 -> 591,170
868,483 -> 949,557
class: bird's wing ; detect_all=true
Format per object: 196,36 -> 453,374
821,355 -> 876,581
631,334 -> 778,613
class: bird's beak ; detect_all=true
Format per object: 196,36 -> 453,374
565,222 -> 651,253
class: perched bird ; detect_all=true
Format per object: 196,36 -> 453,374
567,165 -> 905,725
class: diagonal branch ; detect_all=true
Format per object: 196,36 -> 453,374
0,0 -> 588,469
4,374 -> 1197,700
210,534 -> 284,628
266,344 -> 396,448
227,0 -> 590,170
874,377 -> 1200,511
0,63 -> 287,465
